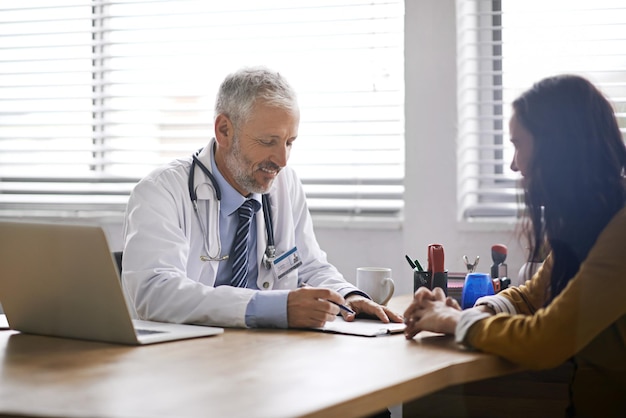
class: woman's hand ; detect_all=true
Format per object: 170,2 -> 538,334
403,287 -> 462,339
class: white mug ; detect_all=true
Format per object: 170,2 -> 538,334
356,267 -> 395,305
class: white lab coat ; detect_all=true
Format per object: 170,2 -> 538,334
122,142 -> 359,328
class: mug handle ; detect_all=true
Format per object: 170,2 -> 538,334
380,277 -> 395,305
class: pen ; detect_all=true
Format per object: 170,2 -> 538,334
299,283 -> 355,315
405,254 -> 424,272
327,299 -> 356,315
413,258 -> 424,272
405,254 -> 416,269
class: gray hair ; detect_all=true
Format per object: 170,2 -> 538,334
214,66 -> 298,128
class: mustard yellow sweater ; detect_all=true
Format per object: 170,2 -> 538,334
462,206 -> 626,417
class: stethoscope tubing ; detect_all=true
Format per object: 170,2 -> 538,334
188,149 -> 275,266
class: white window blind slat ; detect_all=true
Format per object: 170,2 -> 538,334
0,0 -> 404,219
458,0 -> 626,220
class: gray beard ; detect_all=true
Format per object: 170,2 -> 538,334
224,136 -> 272,194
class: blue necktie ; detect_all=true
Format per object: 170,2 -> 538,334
230,199 -> 258,288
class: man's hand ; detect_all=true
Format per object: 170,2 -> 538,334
287,287 -> 345,328
343,294 -> 404,324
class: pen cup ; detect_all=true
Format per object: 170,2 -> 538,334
461,272 -> 494,309
432,270 -> 448,296
413,271 -> 430,293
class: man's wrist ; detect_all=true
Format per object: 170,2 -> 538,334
345,291 -> 370,301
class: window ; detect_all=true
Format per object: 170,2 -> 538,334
0,0 -> 404,221
457,0 -> 626,220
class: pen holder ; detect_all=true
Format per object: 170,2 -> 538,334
413,270 -> 448,296
413,271 -> 430,292
461,272 -> 494,309
432,271 -> 448,296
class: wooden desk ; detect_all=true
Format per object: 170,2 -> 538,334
0,295 -> 520,418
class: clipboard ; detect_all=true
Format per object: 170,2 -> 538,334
316,316 -> 406,337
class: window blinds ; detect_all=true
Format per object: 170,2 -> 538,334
457,0 -> 626,220
0,0 -> 404,220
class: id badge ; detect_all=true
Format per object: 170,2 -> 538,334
272,246 -> 302,280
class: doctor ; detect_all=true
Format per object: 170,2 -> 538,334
122,66 -> 403,329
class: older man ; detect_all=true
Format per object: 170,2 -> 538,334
122,66 -> 402,329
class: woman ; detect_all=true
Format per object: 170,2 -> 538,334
404,75 -> 626,416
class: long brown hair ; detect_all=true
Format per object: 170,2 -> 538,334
513,75 -> 626,300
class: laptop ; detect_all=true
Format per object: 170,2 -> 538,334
0,221 -> 224,345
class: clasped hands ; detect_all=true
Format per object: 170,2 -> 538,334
403,287 -> 462,339
287,286 -> 403,329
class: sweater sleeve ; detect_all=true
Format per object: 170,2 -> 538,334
497,254 -> 553,315
462,208 -> 626,370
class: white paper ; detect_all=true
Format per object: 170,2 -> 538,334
0,314 -> 9,330
317,316 -> 406,337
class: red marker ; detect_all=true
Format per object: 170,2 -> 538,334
427,243 -> 445,290
428,243 -> 445,274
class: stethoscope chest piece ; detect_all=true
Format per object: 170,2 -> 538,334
262,245 -> 276,270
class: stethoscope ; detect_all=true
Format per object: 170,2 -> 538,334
188,149 -> 276,269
